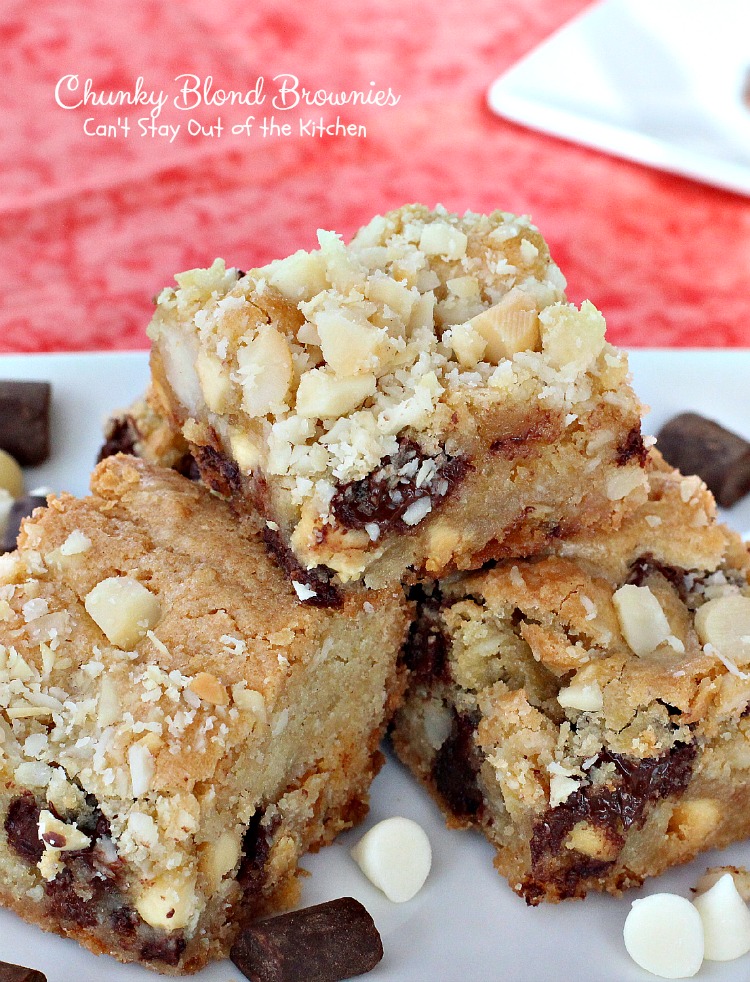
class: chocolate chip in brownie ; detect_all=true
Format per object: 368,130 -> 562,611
97,415 -> 141,463
526,742 -> 697,902
1,495 -> 48,554
230,897 -> 383,982
0,381 -> 51,466
4,794 -> 43,864
331,441 -> 470,535
401,590 -> 449,683
615,426 -> 648,467
656,412 -> 750,508
191,443 -> 244,498
261,527 -> 342,609
432,709 -> 484,819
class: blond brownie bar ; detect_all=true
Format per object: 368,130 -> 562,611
0,455 -> 409,973
391,453 -> 750,903
147,204 -> 649,589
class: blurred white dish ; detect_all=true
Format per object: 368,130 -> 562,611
488,0 -> 750,195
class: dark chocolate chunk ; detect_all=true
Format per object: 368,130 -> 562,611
525,742 -> 697,903
174,453 -> 201,481
0,381 -> 51,466
4,793 -> 43,864
1,495 -> 48,554
262,527 -> 342,608
331,440 -> 470,535
230,897 -> 383,982
97,415 -> 140,462
191,443 -> 244,498
628,554 -> 689,602
0,961 -> 47,982
615,426 -> 648,467
401,590 -> 449,683
656,412 -> 750,508
432,709 -> 484,819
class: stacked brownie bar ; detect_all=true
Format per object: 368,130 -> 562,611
2,204 -> 748,973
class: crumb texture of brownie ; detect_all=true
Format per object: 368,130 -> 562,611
0,455 -> 409,972
391,454 -> 750,903
147,203 -> 649,587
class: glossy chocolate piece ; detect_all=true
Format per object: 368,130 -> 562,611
0,961 -> 47,981
230,897 -> 383,982
656,412 -> 750,508
0,381 -> 51,466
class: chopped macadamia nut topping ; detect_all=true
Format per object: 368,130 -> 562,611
84,576 -> 161,650
147,205 -> 638,521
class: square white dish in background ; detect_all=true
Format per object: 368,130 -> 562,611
488,0 -> 750,196
0,349 -> 749,982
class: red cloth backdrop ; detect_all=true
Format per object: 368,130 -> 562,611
1,0 -> 749,353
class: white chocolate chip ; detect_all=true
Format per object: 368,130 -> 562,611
200,829 -> 242,889
612,584 -> 672,657
623,894 -> 703,978
351,816 -> 432,903
196,349 -> 232,413
0,448 -> 23,498
84,576 -> 161,650
693,873 -> 750,961
547,763 -> 580,807
38,810 -> 91,852
695,867 -> 750,902
315,311 -> 386,376
695,595 -> 750,666
135,870 -> 197,931
606,467 -> 648,501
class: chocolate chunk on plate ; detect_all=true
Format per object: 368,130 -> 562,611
656,412 -> 750,508
0,381 -> 51,466
0,495 -> 48,554
0,960 -> 47,982
230,897 -> 383,982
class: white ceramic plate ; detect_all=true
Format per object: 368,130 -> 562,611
487,0 -> 750,196
0,349 -> 749,982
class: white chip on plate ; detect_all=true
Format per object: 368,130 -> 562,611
693,872 -> 750,961
623,893 -> 703,978
350,816 -> 432,903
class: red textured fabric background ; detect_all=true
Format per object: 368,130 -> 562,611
1,0 -> 749,353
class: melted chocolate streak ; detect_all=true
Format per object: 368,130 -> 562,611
4,794 -> 186,967
262,527 -> 342,608
530,743 -> 697,879
330,441 -> 470,534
